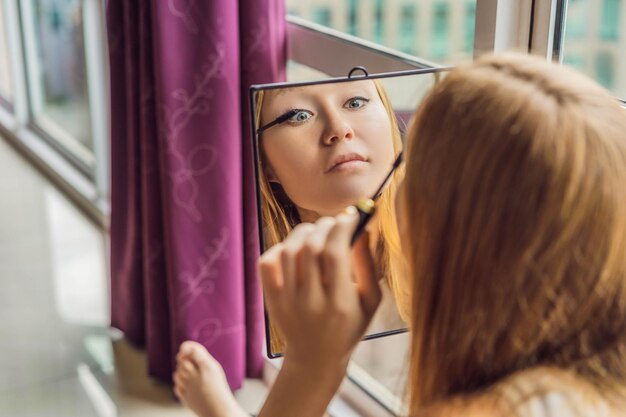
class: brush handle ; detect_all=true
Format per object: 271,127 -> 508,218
350,199 -> 375,246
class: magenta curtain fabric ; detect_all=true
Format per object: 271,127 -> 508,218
106,1 -> 285,388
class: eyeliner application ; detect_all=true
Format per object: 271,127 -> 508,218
350,151 -> 404,245
257,109 -> 303,134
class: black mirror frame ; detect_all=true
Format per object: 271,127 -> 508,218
249,65 -> 452,358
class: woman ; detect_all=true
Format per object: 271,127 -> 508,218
174,54 -> 626,417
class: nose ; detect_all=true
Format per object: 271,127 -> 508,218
322,110 -> 354,145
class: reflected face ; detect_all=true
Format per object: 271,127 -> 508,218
260,80 -> 395,220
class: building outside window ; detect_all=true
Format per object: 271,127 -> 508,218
561,0 -> 625,98
312,6 -> 332,27
595,51 -> 615,89
566,0 -> 587,39
431,2 -> 450,60
286,0 -> 477,66
464,2 -> 476,53
398,4 -> 417,54
347,0 -> 358,35
600,0 -> 620,40
373,0 -> 385,43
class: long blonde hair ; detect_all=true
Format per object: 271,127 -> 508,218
402,54 -> 626,415
255,80 -> 408,352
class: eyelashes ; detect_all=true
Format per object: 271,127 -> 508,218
284,109 -> 313,124
344,96 -> 370,110
277,96 -> 372,126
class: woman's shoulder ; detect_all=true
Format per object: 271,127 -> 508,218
415,367 -> 625,417
492,367 -> 620,417
415,393 -> 502,417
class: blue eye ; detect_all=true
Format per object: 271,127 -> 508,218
345,96 -> 370,109
288,110 -> 313,123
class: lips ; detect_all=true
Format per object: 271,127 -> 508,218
326,152 -> 368,173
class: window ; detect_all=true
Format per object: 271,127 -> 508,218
565,0 -> 586,39
563,53 -> 586,69
312,7 -> 332,27
0,0 -> 108,215
22,0 -> 95,167
595,52 -> 615,90
431,2 -> 450,60
373,0 -> 385,43
600,0 -> 620,41
286,0 -> 477,66
0,3 -> 13,105
347,0 -> 357,35
465,2 -> 476,53
561,0 -> 625,98
287,60 -> 331,83
398,4 -> 417,55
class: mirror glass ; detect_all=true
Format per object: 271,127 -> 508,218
251,68 -> 449,357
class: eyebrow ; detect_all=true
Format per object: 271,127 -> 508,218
266,86 -> 300,98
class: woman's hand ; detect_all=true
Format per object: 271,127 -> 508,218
257,208 -> 382,417
259,207 -> 382,366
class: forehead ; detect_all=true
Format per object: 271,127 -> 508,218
266,79 -> 378,102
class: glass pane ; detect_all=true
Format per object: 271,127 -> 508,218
287,0 -> 477,65
600,0 -> 620,40
29,0 -> 93,156
562,0 -> 625,98
351,322 -> 410,407
287,60 -> 331,82
0,3 -> 13,103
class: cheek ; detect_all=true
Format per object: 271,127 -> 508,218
264,131 -> 313,175
263,137 -> 319,195
268,150 -> 315,182
360,109 -> 395,155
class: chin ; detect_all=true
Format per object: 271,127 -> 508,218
326,192 -> 371,211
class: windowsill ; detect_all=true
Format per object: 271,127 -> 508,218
0,106 -> 108,229
258,358 -> 397,417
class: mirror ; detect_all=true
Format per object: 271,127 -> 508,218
250,67 -> 449,358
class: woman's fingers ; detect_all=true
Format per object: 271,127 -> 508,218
323,208 -> 360,302
259,206 -> 382,362
259,243 -> 284,317
299,217 -> 335,304
280,223 -> 315,296
352,231 -> 382,316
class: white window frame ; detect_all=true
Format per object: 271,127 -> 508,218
528,0 -> 564,60
0,0 -> 108,225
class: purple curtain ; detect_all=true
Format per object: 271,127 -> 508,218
106,1 -> 285,389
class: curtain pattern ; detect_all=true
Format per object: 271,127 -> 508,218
107,0 -> 285,388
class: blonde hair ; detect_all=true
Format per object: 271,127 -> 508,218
255,80 -> 408,353
402,54 -> 626,415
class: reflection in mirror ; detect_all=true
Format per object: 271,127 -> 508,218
251,69 -> 448,357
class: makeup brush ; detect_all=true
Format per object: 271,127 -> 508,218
350,151 -> 404,245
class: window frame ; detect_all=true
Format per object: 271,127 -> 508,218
1,0 -> 27,121
19,0 -> 97,174
0,0 -> 108,225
